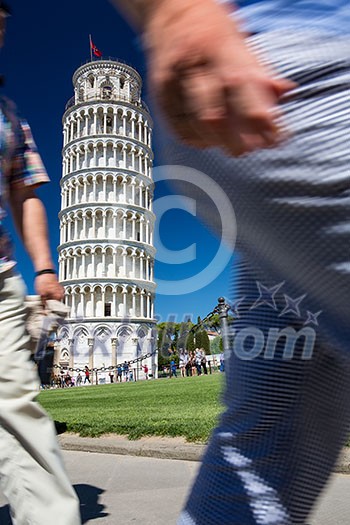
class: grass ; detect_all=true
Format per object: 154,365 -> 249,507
38,374 -> 225,442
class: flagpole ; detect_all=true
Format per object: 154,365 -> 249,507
89,34 -> 93,62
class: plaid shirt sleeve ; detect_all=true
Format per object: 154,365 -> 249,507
10,118 -> 50,189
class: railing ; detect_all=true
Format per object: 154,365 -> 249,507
78,56 -> 138,70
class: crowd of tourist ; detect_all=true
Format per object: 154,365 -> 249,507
42,360 -> 141,389
38,345 -> 225,388
162,349 -> 225,378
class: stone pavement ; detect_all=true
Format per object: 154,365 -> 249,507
58,433 -> 350,473
0,434 -> 350,525
0,449 -> 350,524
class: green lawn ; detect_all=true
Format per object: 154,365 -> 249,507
39,374 -> 225,442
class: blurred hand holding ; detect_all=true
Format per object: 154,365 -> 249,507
141,0 -> 295,155
34,273 -> 64,303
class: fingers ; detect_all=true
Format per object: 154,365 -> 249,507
150,63 -> 207,147
149,43 -> 294,155
35,275 -> 64,302
180,69 -> 227,147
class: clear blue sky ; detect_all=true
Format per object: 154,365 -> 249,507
1,0 -> 235,322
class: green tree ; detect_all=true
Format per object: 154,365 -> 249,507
210,335 -> 223,354
176,321 -> 193,352
201,330 -> 210,354
195,330 -> 202,350
186,331 -> 195,352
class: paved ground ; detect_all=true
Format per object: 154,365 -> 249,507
0,451 -> 349,524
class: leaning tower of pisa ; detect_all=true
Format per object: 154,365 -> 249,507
57,59 -> 157,381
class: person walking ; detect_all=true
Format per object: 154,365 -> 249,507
142,363 -> 149,380
0,4 -> 80,523
122,360 -> 129,381
170,359 -> 177,378
84,365 -> 91,384
112,1 -> 350,523
179,351 -> 188,378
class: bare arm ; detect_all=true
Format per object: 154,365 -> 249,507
111,0 -> 295,155
9,187 -> 63,301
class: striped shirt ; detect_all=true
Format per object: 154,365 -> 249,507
231,0 -> 350,36
0,97 -> 49,273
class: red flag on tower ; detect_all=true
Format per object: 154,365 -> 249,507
89,35 -> 102,58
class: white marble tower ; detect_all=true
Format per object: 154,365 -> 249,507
57,59 -> 157,380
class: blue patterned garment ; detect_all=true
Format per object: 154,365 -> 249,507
0,97 -> 49,273
168,24 -> 350,525
229,0 -> 350,35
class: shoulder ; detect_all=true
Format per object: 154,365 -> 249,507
0,95 -> 23,134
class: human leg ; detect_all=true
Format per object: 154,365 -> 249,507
0,271 -> 81,525
179,285 -> 350,524
159,29 -> 350,525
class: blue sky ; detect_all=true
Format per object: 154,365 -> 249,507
1,0 -> 235,322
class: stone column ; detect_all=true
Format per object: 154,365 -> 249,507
68,338 -> 75,369
122,180 -> 127,202
103,144 -> 107,166
138,120 -> 142,142
146,294 -> 151,319
93,111 -> 97,134
92,212 -> 96,238
71,291 -> 76,318
146,221 -> 150,244
112,288 -> 117,317
132,290 -> 136,317
103,111 -> 107,134
140,255 -> 144,280
146,257 -> 150,280
122,290 -> 127,317
88,337 -> 94,370
84,147 -> 88,170
140,291 -> 145,318
82,252 -> 86,279
91,289 -> 95,317
111,338 -> 118,377
73,254 -> 77,279
132,253 -> 136,277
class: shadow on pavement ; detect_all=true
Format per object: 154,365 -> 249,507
75,483 -> 109,523
0,484 -> 108,524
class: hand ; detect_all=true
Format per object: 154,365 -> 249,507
143,0 -> 295,155
34,273 -> 64,303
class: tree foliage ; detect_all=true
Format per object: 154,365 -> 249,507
210,335 -> 223,354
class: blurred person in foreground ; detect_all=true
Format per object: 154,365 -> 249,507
112,0 -> 349,523
0,3 -> 80,523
